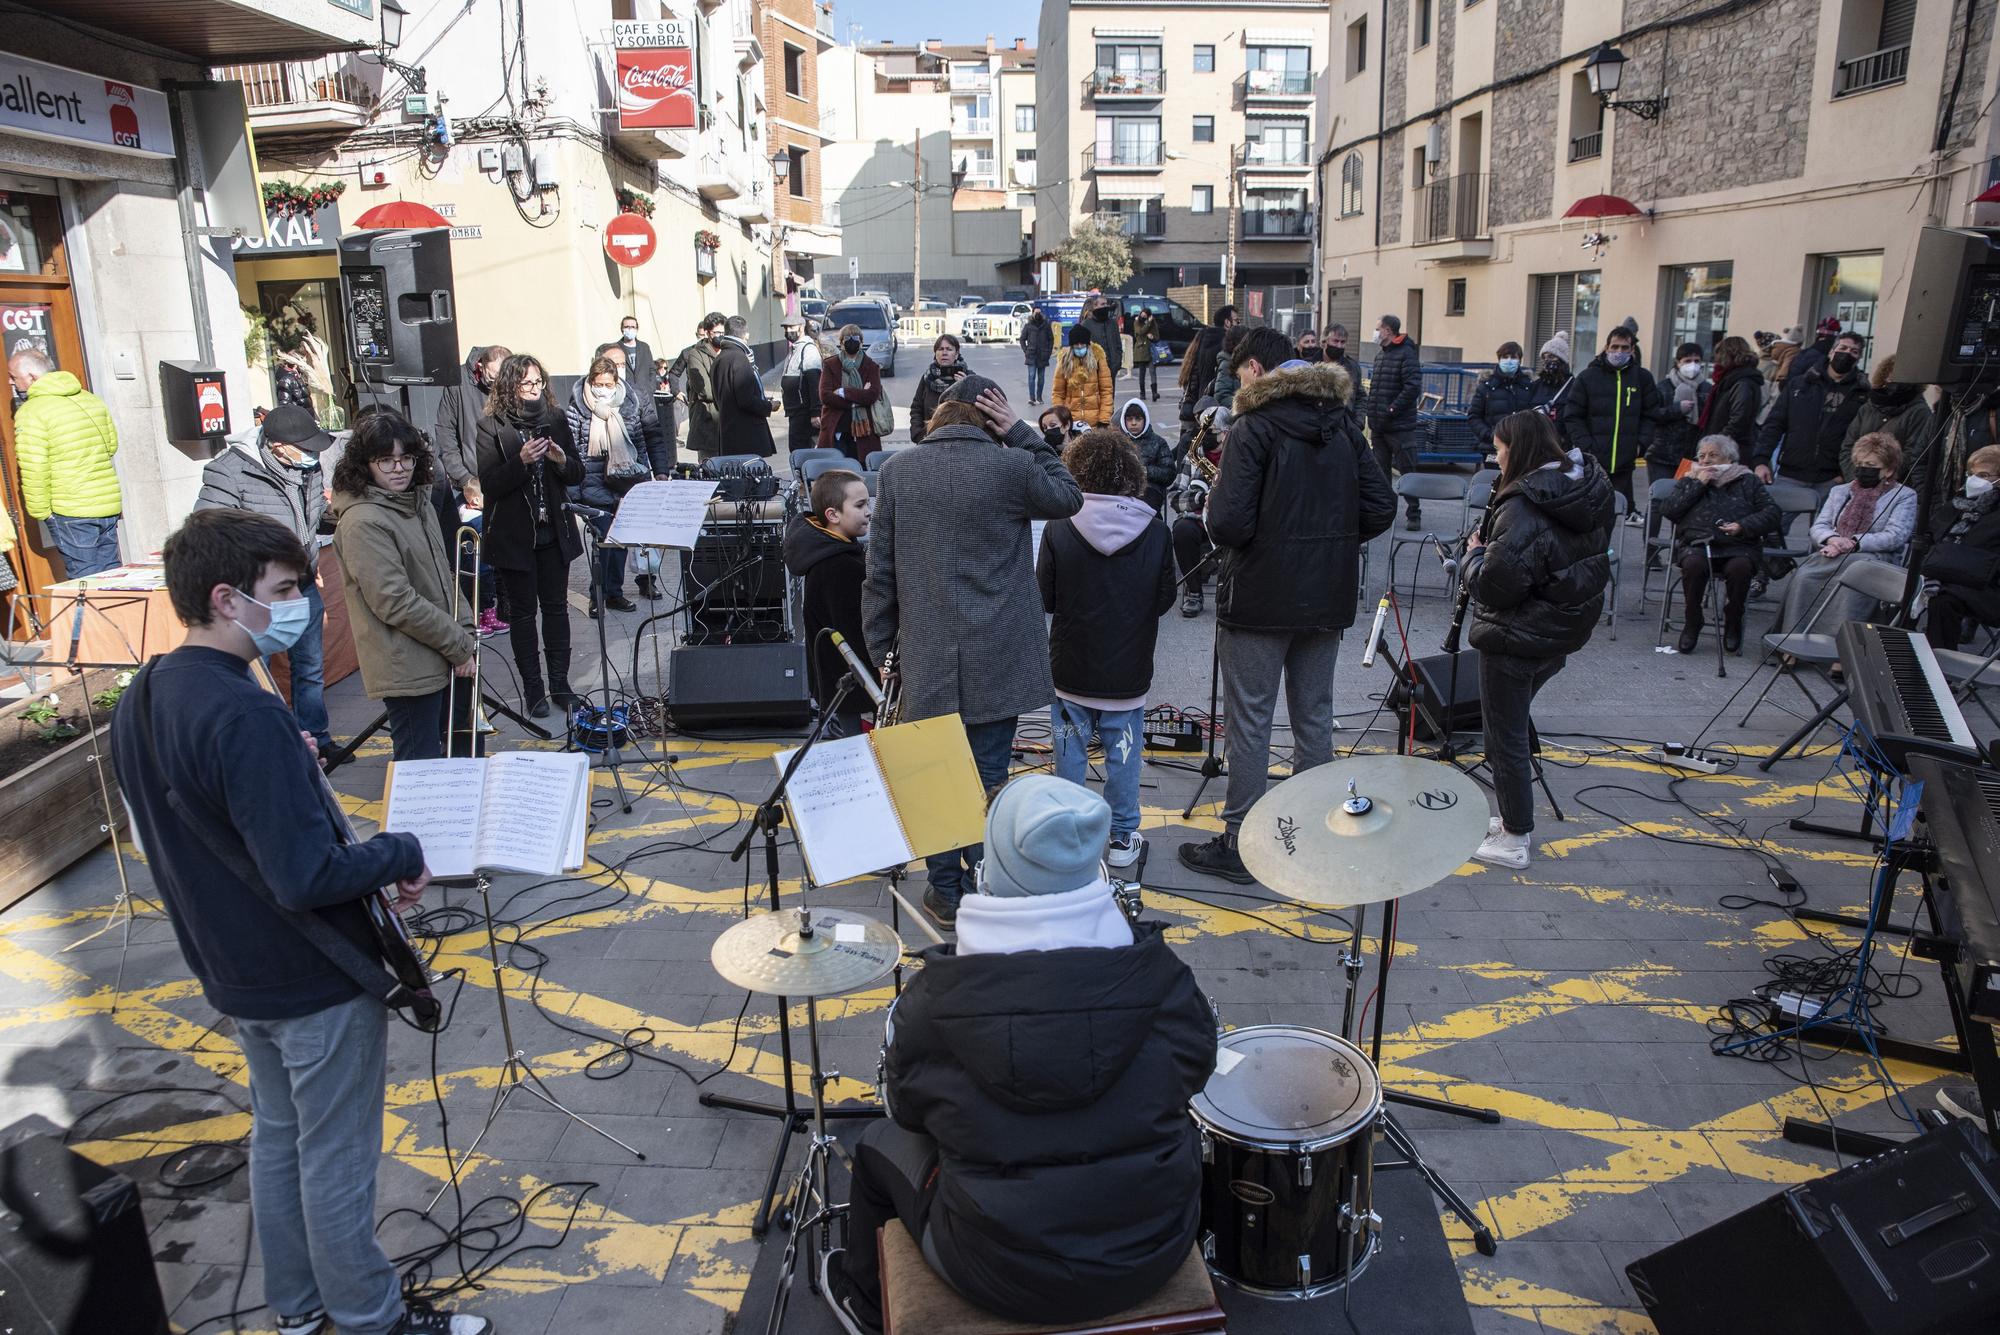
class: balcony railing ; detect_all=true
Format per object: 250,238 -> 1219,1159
1242,141 -> 1310,168
952,118 -> 994,137
215,56 -> 374,113
1106,206 -> 1167,239
814,5 -> 835,41
1414,172 -> 1489,245
1568,131 -> 1603,162
1090,68 -> 1166,98
1834,43 -> 1910,98
1084,143 -> 1166,171
950,67 -> 992,91
1241,209 -> 1312,238
1238,69 -> 1313,99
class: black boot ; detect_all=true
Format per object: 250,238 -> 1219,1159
523,680 -> 551,719
549,680 -> 582,710
1723,604 -> 1745,654
1677,608 -> 1703,655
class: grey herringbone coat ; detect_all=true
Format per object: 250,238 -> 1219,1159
864,420 -> 1083,726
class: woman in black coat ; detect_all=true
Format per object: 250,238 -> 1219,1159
1467,341 -> 1551,452
1658,435 -> 1782,654
1924,444 -> 2000,650
1694,336 -> 1764,462
1019,310 -> 1054,405
1464,410 -> 1613,870
909,333 -> 970,442
475,353 -> 584,717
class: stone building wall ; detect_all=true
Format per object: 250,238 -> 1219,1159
1937,0 -> 1997,153
1487,0 -> 1563,229
1381,0 -> 1408,243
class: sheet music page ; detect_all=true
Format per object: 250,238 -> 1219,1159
382,759 -> 487,879
473,753 -> 590,875
774,733 -> 912,886
606,479 -> 719,550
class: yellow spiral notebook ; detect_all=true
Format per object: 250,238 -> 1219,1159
774,714 -> 988,886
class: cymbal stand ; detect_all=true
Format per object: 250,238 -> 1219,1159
700,671 -> 883,1235
428,873 -> 646,1211
762,992 -> 853,1335
1176,541 -> 1227,819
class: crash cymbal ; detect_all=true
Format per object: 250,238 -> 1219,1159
710,908 -> 902,998
1238,755 -> 1488,908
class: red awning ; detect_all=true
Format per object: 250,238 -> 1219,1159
1976,181 -> 2000,204
1561,193 -> 1644,220
352,201 -> 453,230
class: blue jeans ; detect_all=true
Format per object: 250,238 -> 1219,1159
271,580 -> 331,750
46,513 -> 122,578
1051,699 -> 1143,839
1026,363 -> 1047,402
236,994 -> 403,1335
924,715 -> 1018,900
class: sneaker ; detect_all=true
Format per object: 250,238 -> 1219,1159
1181,588 -> 1203,618
391,1308 -> 493,1335
923,885 -> 959,927
1474,828 -> 1531,870
276,1311 -> 328,1335
1487,815 -> 1503,838
819,1247 -> 884,1335
1625,510 -> 1642,527
1179,832 -> 1255,885
1938,1084 -> 1986,1122
605,594 -> 637,612
475,608 -> 507,638
1108,830 -> 1145,869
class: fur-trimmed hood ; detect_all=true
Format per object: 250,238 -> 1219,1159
1230,360 -> 1356,416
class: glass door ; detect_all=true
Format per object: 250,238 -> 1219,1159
0,190 -> 86,610
1813,252 -> 1883,369
257,279 -> 353,429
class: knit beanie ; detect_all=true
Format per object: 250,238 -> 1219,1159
979,775 -> 1111,898
1617,315 -> 1640,337
1778,325 -> 1805,346
1538,331 -> 1571,365
939,372 -> 1006,406
1068,323 -> 1093,348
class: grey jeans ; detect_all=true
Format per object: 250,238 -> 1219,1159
237,993 -> 403,1335
1220,626 -> 1341,829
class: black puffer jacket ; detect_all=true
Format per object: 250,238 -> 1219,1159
1649,370 -> 1711,479
1698,364 -> 1764,461
909,360 -> 970,443
1562,356 -> 1659,476
1753,364 -> 1868,486
1658,469 -> 1781,563
1466,454 -> 1615,659
883,922 -> 1217,1324
1039,493 -> 1177,700
1208,362 -> 1396,631
1181,325 -> 1226,420
1365,334 -> 1421,430
1468,369 -> 1552,445
1080,307 -> 1123,378
781,514 -> 873,707
1020,315 -> 1054,367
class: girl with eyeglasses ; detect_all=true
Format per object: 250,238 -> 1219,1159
475,353 -> 584,718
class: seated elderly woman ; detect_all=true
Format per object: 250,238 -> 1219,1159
1924,444 -> 2000,650
1777,431 -> 1918,633
1658,434 -> 1782,654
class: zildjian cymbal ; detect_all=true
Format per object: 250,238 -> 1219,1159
1237,754 -> 1488,907
710,908 -> 903,998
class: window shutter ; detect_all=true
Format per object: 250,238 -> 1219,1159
1878,0 -> 1917,49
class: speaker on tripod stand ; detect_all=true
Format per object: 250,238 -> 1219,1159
339,228 -> 459,390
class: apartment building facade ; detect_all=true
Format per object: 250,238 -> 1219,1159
1036,0 -> 1323,294
1318,0 -> 1999,373
760,0 -> 844,282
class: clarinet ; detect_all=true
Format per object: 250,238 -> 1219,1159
1442,504 -> 1490,655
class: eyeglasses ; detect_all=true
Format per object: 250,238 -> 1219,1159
519,377 -> 545,388
376,454 -> 417,471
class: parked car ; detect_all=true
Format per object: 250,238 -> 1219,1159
1113,294 -> 1204,364
956,293 -> 987,308
799,296 -> 829,325
825,299 -> 898,377
963,301 -> 1032,344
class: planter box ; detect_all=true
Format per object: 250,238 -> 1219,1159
0,724 -> 123,910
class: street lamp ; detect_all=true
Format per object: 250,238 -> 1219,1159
769,149 -> 791,183
370,0 -> 426,92
1583,42 -> 1667,121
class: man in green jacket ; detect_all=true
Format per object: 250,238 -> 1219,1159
9,349 -> 123,577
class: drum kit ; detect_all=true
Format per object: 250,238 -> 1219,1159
709,752 -> 1498,1333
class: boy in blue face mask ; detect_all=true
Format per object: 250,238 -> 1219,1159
1468,340 -> 1552,458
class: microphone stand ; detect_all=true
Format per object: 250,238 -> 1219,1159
1175,540 -> 1230,819
698,670 -> 884,1235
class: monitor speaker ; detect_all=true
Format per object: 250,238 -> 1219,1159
1626,1118 -> 2000,1335
0,1121 -> 171,1334
338,228 -> 460,387
1383,647 -> 1483,741
669,642 -> 813,730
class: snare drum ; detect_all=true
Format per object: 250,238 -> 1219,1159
1189,1025 -> 1383,1299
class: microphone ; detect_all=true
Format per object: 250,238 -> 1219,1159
1358,596 -> 1389,668
1433,535 -> 1459,580
569,503 -> 611,521
829,631 -> 886,709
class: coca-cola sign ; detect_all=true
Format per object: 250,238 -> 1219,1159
613,20 -> 695,132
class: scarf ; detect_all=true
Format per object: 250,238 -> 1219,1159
1835,480 -> 1891,542
840,352 -> 865,394
1945,488 -> 2000,542
1703,462 -> 1751,489
583,387 -> 638,474
504,397 -> 558,541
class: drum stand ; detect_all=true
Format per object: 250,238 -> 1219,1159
1336,900 -> 1501,1256
762,993 -> 851,1335
428,873 -> 647,1210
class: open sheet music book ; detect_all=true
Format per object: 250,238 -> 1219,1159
774,715 -> 988,887
381,752 -> 591,878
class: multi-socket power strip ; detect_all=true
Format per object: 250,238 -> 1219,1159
1648,742 -> 1723,775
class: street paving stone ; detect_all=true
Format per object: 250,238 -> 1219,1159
1,345 -> 1984,1335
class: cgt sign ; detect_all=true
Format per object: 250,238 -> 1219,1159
0,51 -> 172,158
613,19 -> 695,131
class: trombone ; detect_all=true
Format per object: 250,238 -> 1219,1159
445,522 -> 492,756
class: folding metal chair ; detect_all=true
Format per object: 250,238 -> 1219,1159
1384,472 -> 1473,600
1604,491 -> 1628,640
1738,558 -> 1914,733
1639,476 -> 1682,608
1759,481 -> 1824,604
787,447 -> 845,487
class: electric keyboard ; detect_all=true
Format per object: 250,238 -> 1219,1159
1835,622 -> 1980,770
1908,754 -> 2000,1026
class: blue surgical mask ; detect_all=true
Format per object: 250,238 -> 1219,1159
1607,350 -> 1632,369
1498,358 -> 1520,375
233,588 -> 311,656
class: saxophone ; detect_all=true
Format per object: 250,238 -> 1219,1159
1172,415 -> 1220,516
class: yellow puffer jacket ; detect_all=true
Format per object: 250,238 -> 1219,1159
15,373 -> 122,520
1052,344 -> 1114,427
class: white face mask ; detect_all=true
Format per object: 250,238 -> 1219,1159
1969,474 -> 1996,498
1679,361 -> 1702,379
621,329 -> 638,343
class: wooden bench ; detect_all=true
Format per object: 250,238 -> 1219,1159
878,1221 -> 1226,1335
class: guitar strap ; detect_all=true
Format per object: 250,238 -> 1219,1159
122,662 -> 425,1018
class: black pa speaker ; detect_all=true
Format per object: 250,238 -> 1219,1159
339,228 -> 460,387
669,642 -> 813,729
1382,647 -> 1483,741
0,1121 -> 170,1334
682,523 -> 790,645
1627,1119 -> 2000,1335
